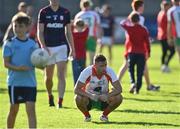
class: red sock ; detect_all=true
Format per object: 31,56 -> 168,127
48,94 -> 53,100
82,111 -> 90,117
58,98 -> 63,105
103,108 -> 111,116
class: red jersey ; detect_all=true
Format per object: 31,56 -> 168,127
72,27 -> 89,59
157,10 -> 168,40
120,20 -> 150,56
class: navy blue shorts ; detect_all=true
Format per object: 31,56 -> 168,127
8,86 -> 37,104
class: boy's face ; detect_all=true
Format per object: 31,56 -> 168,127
12,21 -> 28,37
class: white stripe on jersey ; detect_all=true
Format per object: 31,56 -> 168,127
78,65 -> 118,94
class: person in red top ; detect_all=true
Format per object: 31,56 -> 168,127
72,18 -> 89,84
157,1 -> 175,72
120,13 -> 150,94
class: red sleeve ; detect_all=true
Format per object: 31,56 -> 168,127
144,29 -> 151,56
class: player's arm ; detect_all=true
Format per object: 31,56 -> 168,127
3,24 -> 13,42
65,23 -> 75,58
37,23 -> 46,48
108,80 -> 122,98
74,81 -> 98,101
3,57 -> 31,71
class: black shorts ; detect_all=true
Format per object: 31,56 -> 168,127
8,86 -> 37,104
87,99 -> 109,111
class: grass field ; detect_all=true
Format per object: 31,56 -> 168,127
0,44 -> 180,128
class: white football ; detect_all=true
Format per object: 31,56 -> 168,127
31,48 -> 49,67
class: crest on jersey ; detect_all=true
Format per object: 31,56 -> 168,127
60,16 -> 64,20
53,15 -> 58,21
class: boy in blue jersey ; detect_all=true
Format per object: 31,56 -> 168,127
2,13 -> 38,128
37,0 -> 75,108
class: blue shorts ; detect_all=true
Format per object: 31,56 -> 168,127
8,86 -> 37,104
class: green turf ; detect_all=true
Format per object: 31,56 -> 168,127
0,44 -> 180,128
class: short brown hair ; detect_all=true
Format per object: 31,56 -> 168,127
130,13 -> 140,23
12,12 -> 31,26
18,2 -> 27,10
131,0 -> 144,11
74,18 -> 85,27
80,0 -> 93,9
94,54 -> 107,63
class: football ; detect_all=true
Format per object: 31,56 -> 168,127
31,48 -> 50,68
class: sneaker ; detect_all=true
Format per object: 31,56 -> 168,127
147,84 -> 160,91
84,116 -> 91,122
100,115 -> 109,122
129,84 -> 136,94
49,95 -> 55,107
57,103 -> 62,109
161,65 -> 171,73
161,65 -> 166,72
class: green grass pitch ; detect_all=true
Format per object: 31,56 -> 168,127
0,44 -> 180,128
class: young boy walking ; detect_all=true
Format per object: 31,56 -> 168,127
120,13 -> 150,94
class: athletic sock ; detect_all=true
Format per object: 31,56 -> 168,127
48,94 -> 53,100
103,108 -> 111,116
83,111 -> 90,117
58,98 -> 63,105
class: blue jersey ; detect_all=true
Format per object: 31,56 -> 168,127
100,14 -> 114,37
2,37 -> 38,87
38,5 -> 70,47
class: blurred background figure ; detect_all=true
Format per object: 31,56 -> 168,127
74,0 -> 101,65
167,0 -> 180,63
26,5 -> 37,40
157,0 -> 175,73
98,4 -> 115,65
3,2 -> 28,42
71,18 -> 89,85
117,0 -> 160,92
18,2 -> 28,13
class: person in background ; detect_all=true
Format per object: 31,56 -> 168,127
74,0 -> 101,65
120,13 -> 150,94
98,4 -> 115,65
167,0 -> 180,62
117,0 -> 160,92
3,2 -> 28,42
74,54 -> 123,122
2,13 -> 38,128
37,0 -> 75,108
26,5 -> 37,40
157,0 -> 175,73
72,18 -> 89,84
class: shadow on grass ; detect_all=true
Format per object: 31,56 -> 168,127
92,121 -> 180,127
114,109 -> 180,115
0,88 -> 7,94
0,88 -> 74,94
124,97 -> 175,102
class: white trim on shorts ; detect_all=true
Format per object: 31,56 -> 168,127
11,86 -> 15,104
101,36 -> 112,46
47,45 -> 68,65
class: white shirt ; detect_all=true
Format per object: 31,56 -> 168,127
78,65 -> 118,95
75,10 -> 100,37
